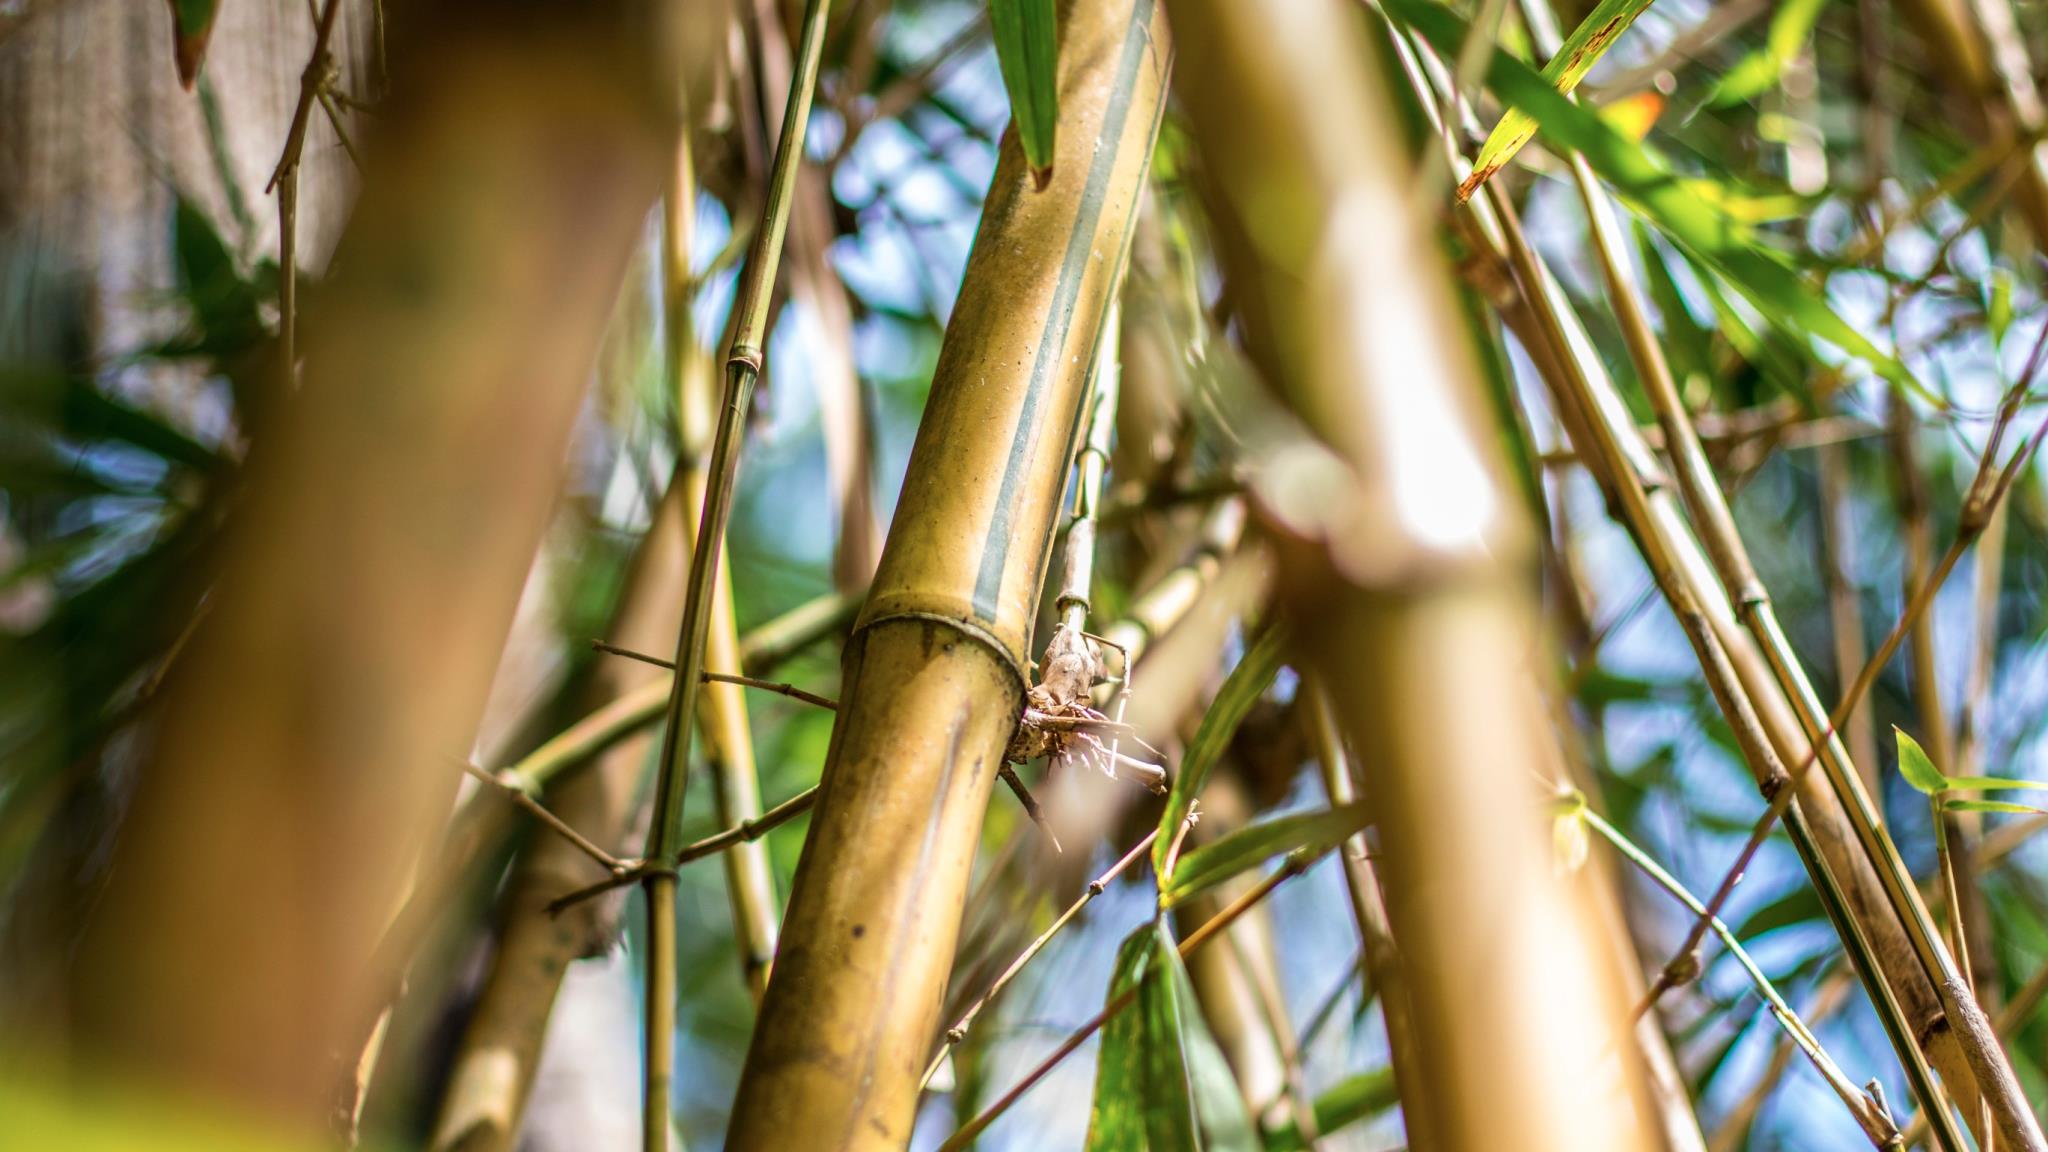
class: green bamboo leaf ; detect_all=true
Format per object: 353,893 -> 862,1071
1943,799 -> 2048,816
1160,802 -> 1368,909
168,0 -> 222,89
991,0 -> 1059,189
1085,920 -> 1257,1151
1705,0 -> 1829,107
1384,0 -> 1923,397
1894,726 -> 1950,795
1155,624 -> 1288,881
1941,776 -> 2048,793
1460,0 -> 1667,198
1264,1068 -> 1400,1152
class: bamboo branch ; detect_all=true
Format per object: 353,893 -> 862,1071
637,0 -> 832,1140
918,826 -> 1166,1090
268,0 -> 347,381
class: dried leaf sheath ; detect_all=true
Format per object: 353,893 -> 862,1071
722,0 -> 1172,1144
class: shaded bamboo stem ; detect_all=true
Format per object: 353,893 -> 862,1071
1815,439 -> 1879,790
1059,298 -> 1123,634
1301,678 -> 1424,1126
933,848 -> 1328,1151
638,2 -> 831,1138
918,827 -> 1164,1090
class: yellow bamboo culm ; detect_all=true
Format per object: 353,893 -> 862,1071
721,0 -> 1171,1145
1163,0 -> 1664,1148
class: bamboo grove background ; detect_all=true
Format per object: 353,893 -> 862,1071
7,0 -> 2048,1148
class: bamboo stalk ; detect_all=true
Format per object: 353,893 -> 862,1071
747,0 -> 884,589
428,480 -> 693,1152
721,0 -> 1170,1143
74,7 -> 674,1125
1168,1 -> 1666,1147
667,106 -> 780,1005
636,1 -> 831,1145
1301,678 -> 1427,1130
1565,138 -> 2041,1148
1815,439 -> 1879,790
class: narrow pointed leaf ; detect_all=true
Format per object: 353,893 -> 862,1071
1894,726 -> 1950,795
1460,0 -> 1666,198
1944,799 -> 2048,816
991,0 -> 1060,188
1155,624 -> 1287,880
1160,802 -> 1368,909
1941,776 -> 2048,793
1265,1068 -> 1401,1152
166,0 -> 222,89
1085,928 -> 1156,1150
1384,0 -> 1922,395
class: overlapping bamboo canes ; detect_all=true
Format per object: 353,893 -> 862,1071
1166,0 -> 1665,1147
637,0 -> 831,1144
721,0 -> 1170,1142
665,113 -> 780,1006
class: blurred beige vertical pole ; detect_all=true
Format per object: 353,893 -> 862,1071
428,482 -> 689,1152
1163,0 -> 1662,1148
722,0 -> 1170,1146
72,5 -> 675,1130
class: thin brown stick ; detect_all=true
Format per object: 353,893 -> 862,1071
543,785 -> 822,916
933,847 -> 1326,1151
457,761 -> 628,874
996,765 -> 1061,855
590,640 -> 840,710
919,827 -> 1164,1090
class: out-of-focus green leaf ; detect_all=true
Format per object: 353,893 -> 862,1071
1705,0 -> 1829,107
1460,0 -> 1667,198
167,0 -> 222,89
1895,726 -> 1949,795
1086,919 -> 1256,1151
1385,0 -> 1922,396
1264,1068 -> 1400,1151
1155,624 -> 1287,881
1160,803 -> 1368,909
1945,799 -> 2048,816
0,369 -> 220,472
167,196 -> 269,362
991,0 -> 1059,189
1989,270 -> 2015,346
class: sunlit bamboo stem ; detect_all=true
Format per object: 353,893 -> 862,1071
722,2 -> 1169,1143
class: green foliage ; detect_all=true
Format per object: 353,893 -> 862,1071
1154,623 -> 1287,882
1263,1068 -> 1400,1151
1466,0 -> 1668,192
1085,918 -> 1257,1151
991,0 -> 1059,188
1705,0 -> 1830,107
1159,802 -> 1368,910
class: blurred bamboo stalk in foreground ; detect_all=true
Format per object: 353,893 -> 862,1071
1167,0 -> 1664,1146
70,4 -> 676,1129
724,0 -> 1170,1143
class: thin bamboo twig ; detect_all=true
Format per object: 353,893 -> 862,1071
643,0 -> 827,1074
933,847 -> 1329,1151
1580,807 -> 1899,1146
268,0 -> 347,380
457,761 -> 629,874
1815,439 -> 1879,791
919,826 -> 1166,1090
589,642 -> 840,710
646,29 -> 835,1111
544,785 -> 824,915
